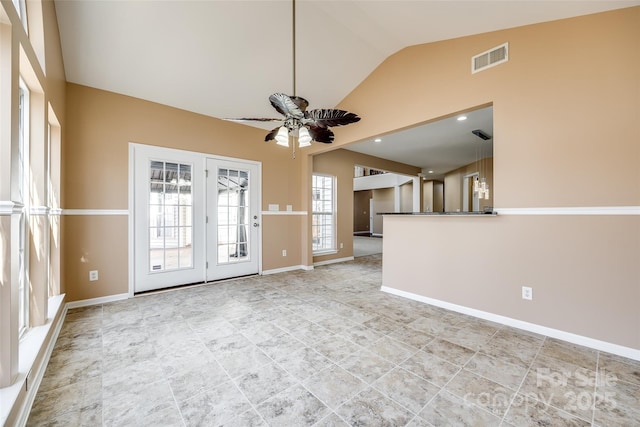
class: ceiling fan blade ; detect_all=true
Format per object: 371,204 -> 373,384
304,109 -> 361,128
307,126 -> 334,143
224,117 -> 283,122
290,96 -> 309,112
269,93 -> 305,119
264,127 -> 281,142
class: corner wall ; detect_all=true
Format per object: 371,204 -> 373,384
330,8 -> 640,351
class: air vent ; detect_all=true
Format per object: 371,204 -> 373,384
472,42 -> 508,74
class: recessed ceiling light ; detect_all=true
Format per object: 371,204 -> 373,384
374,138 -> 382,143
428,170 -> 434,174
457,116 -> 467,121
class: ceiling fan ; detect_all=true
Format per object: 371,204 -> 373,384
227,0 -> 360,148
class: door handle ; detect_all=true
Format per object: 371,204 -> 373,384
253,223 -> 259,227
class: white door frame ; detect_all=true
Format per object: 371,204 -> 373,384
128,143 -> 262,296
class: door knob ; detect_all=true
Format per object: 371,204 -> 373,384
253,223 -> 259,227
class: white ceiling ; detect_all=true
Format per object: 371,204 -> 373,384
54,0 -> 638,172
346,106 -> 493,179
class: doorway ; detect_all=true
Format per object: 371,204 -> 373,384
131,144 -> 260,293
463,172 -> 480,212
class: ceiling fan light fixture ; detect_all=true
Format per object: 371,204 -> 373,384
298,126 -> 312,147
275,126 -> 290,147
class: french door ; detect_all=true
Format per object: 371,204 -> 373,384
206,158 -> 260,282
132,144 -> 260,293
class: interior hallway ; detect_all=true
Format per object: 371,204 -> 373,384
28,255 -> 640,426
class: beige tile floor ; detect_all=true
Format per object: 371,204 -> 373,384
28,255 -> 640,426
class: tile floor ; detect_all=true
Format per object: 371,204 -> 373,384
28,255 -> 640,426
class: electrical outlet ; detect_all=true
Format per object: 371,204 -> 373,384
340,242 -> 344,249
282,249 -> 287,257
522,286 -> 532,300
89,270 -> 99,281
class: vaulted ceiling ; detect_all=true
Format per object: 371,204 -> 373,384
54,1 -> 638,171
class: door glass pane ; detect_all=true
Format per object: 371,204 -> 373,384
217,167 -> 250,264
149,161 -> 193,272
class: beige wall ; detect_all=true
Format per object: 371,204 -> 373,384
333,8 -> 639,207
261,215 -> 303,271
333,8 -> 640,350
353,190 -> 372,233
422,181 -> 433,212
372,188 -> 394,235
433,181 -> 444,212
383,215 -> 640,349
400,181 -> 413,212
63,84 -> 306,301
423,180 -> 445,212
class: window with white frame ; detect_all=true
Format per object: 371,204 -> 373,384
17,80 -> 30,335
12,0 -> 28,32
312,174 -> 336,253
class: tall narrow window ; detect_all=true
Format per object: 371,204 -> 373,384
312,174 -> 336,253
17,81 -> 30,335
149,161 -> 193,271
12,0 -> 28,32
217,168 -> 250,264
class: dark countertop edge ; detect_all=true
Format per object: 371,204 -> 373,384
378,212 -> 497,216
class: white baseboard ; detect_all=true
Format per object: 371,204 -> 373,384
314,256 -> 354,267
381,286 -> 640,362
371,233 -> 383,237
66,293 -> 129,309
262,265 -> 313,275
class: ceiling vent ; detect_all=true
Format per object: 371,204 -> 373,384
472,42 -> 508,74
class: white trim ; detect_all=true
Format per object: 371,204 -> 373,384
313,249 -> 338,257
262,265 -> 309,275
495,206 -> 640,215
314,256 -> 354,267
128,143 -> 135,298
261,210 -> 308,216
0,201 -> 24,215
29,206 -> 49,215
65,293 -> 129,309
381,286 -> 640,361
62,209 -> 129,215
1,295 -> 66,427
372,233 -> 383,238
36,206 -> 640,217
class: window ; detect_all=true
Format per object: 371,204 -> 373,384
17,80 -> 29,335
12,0 -> 28,32
217,167 -> 250,264
148,161 -> 193,271
312,174 -> 336,253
